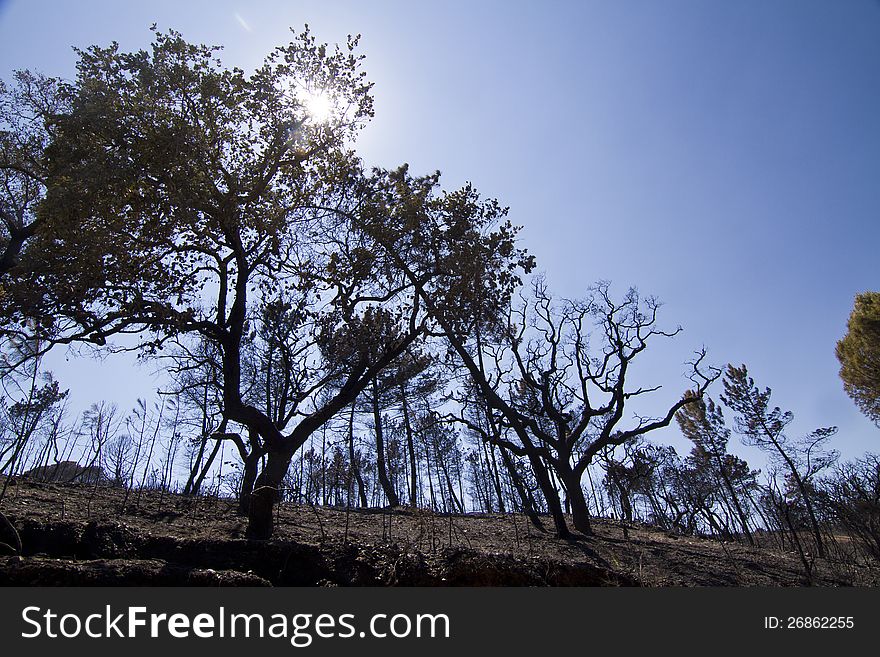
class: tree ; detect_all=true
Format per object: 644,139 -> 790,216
450,279 -> 719,537
390,350 -> 439,508
681,444 -> 757,539
104,431 -> 135,486
419,413 -> 466,513
676,392 -> 756,545
360,367 -> 404,507
356,348 -> 438,507
162,337 -> 227,496
8,28 -> 532,539
6,27 -> 384,537
77,401 -> 121,483
836,291 -> 880,427
822,453 -> 880,560
8,26 -> 373,348
721,364 -> 838,558
0,332 -> 68,502
660,448 -> 719,534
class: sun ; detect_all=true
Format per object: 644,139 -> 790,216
303,89 -> 334,123
276,77 -> 337,124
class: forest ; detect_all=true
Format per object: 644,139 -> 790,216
1,26 -> 878,586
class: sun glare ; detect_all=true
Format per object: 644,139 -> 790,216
303,89 -> 333,123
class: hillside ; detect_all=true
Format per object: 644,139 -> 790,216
0,479 -> 877,586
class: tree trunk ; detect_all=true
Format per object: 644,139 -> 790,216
485,441 -> 506,513
372,380 -> 399,506
189,435 -> 223,497
237,449 -> 261,516
528,453 -> 569,538
347,404 -> 368,507
183,381 -> 212,495
562,469 -> 592,535
424,441 -> 438,510
400,386 -> 419,507
715,457 -> 755,546
245,448 -> 293,540
607,466 -> 633,523
498,445 -> 545,532
772,440 -> 826,558
436,443 -> 464,514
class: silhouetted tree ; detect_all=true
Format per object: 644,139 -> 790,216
104,432 -> 135,486
722,364 -> 838,557
0,333 -> 67,502
1,26 -> 529,539
822,453 -> 880,560
676,392 -> 756,544
452,278 -> 719,537
162,338 -> 226,496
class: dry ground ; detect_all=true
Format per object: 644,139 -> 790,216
1,479 -> 877,586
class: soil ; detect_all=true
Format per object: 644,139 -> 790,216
1,479 -> 877,586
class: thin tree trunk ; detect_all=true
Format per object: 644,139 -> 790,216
400,386 -> 419,507
498,445 -> 544,532
436,441 -> 464,514
347,404 -> 368,507
425,442 -> 437,510
372,380 -> 399,506
715,456 -> 755,546
529,453 -> 569,538
190,435 -> 223,497
608,467 -> 633,523
485,441 -> 506,513
771,439 -> 825,558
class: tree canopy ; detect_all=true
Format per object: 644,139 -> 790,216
0,27 -> 535,538
836,291 -> 880,427
0,71 -> 64,282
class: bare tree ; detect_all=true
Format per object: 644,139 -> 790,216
451,279 -> 719,536
0,334 -> 67,502
822,453 -> 880,560
104,432 -> 135,486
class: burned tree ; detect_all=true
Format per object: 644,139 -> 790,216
449,278 -> 719,537
721,364 -> 838,558
676,393 -> 757,544
822,453 -> 880,560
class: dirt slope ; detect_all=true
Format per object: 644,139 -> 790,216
1,480 -> 877,586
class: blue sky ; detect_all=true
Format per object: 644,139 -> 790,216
1,0 -> 878,464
